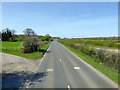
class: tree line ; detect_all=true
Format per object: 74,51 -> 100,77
1,28 -> 53,53
1,28 -> 15,41
1,28 -> 52,42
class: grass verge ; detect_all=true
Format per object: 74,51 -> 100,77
1,41 -> 51,59
59,42 -> 119,85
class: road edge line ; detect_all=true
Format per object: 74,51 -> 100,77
25,41 -> 52,88
67,85 -> 70,90
35,41 -> 52,72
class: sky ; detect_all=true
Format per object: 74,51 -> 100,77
2,2 -> 118,38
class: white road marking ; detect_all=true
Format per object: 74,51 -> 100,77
59,59 -> 61,62
18,66 -> 22,68
36,42 -> 52,72
74,67 -> 80,69
47,69 -> 53,72
67,85 -> 70,90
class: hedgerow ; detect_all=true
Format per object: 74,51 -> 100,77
59,40 -> 119,71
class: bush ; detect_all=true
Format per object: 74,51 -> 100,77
39,41 -> 48,47
21,36 -> 39,53
40,36 -> 49,41
79,45 -> 85,53
50,39 -> 53,41
89,47 -> 97,58
9,37 -> 18,42
18,36 -> 24,41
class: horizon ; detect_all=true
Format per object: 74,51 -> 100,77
2,2 -> 118,38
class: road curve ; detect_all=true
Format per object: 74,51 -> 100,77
28,41 -> 118,88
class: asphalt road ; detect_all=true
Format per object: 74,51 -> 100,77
28,41 -> 118,88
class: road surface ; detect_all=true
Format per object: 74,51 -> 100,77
27,41 -> 118,88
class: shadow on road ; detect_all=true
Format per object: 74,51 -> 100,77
46,51 -> 51,53
2,71 -> 48,88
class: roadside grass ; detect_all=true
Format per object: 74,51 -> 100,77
1,41 -> 51,59
59,42 -> 119,85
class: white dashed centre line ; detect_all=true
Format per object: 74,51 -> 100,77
47,69 -> 53,72
74,67 -> 80,70
18,66 -> 22,68
59,59 -> 62,62
67,85 -> 70,90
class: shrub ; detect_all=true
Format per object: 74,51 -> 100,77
21,36 -> 39,53
89,47 -> 97,58
79,45 -> 85,53
97,49 -> 106,63
9,37 -> 18,42
39,41 -> 48,47
83,46 -> 90,55
40,36 -> 49,41
50,39 -> 53,41
18,36 -> 24,41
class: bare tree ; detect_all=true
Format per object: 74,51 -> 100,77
23,28 -> 36,36
11,30 -> 16,35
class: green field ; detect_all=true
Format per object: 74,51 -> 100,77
0,41 -> 51,59
1,41 -> 21,48
65,39 -> 119,49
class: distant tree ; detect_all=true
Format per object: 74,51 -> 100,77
45,34 -> 51,41
45,34 -> 51,37
21,28 -> 39,53
11,30 -> 16,36
2,28 -> 13,41
31,31 -> 36,36
23,28 -> 36,36
0,31 -> 1,40
6,28 -> 12,41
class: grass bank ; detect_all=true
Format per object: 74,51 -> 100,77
1,41 -> 51,59
59,42 -> 119,85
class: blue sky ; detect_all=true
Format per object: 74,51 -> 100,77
2,2 -> 118,38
